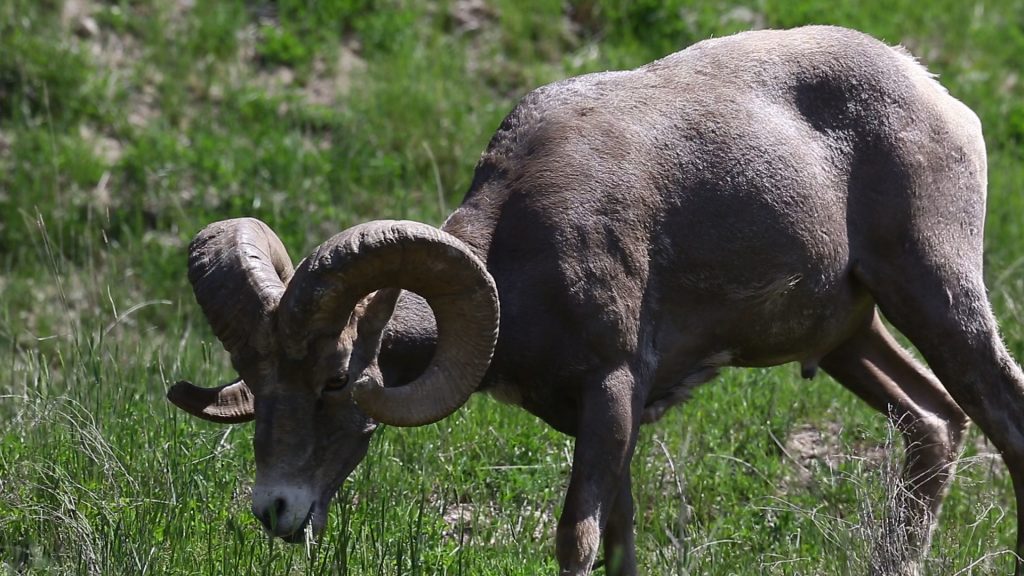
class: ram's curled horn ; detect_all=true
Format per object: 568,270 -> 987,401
167,379 -> 256,423
277,220 -> 500,427
168,218 -> 294,423
188,217 -> 294,355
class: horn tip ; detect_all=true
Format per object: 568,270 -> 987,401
166,380 -> 194,403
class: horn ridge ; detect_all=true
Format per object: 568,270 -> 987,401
188,218 -> 293,355
277,220 -> 500,426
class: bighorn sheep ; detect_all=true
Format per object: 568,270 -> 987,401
168,25 -> 1024,575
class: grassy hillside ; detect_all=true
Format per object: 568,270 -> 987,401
1,0 -> 1022,574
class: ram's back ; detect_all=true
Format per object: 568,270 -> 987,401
442,25 -> 984,430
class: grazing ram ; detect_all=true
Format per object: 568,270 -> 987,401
168,25 -> 1024,576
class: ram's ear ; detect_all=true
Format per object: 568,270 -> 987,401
356,288 -> 402,351
346,288 -> 402,375
167,379 -> 255,424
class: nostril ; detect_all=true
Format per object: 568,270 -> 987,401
253,486 -> 317,537
254,508 -> 270,529
254,497 -> 289,531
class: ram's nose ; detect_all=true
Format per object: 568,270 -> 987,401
251,483 -> 316,539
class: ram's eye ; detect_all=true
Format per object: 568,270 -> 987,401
324,374 -> 349,392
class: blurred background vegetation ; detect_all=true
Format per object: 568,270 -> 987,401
1,1 -> 1022,574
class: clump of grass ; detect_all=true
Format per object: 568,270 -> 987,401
258,25 -> 311,68
638,416 -> 1016,574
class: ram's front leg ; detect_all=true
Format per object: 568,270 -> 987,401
603,474 -> 637,576
556,366 -> 641,576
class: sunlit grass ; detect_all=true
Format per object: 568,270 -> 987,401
2,0 -> 1023,574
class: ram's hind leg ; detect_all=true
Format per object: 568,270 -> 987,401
820,311 -> 968,575
858,258 -> 1024,575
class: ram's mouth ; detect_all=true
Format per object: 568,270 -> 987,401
277,503 -> 316,543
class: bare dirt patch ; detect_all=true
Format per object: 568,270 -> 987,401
229,22 -> 366,110
304,43 -> 367,106
438,497 -> 553,545
449,0 -> 497,34
781,422 -> 889,490
441,501 -> 476,541
61,0 -> 157,131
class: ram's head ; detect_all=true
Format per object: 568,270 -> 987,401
168,218 -> 498,540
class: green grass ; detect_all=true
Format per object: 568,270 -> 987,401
2,0 -> 1023,574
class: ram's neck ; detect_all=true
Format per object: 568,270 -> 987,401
440,180 -> 506,261
378,291 -> 438,388
376,181 -> 503,389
